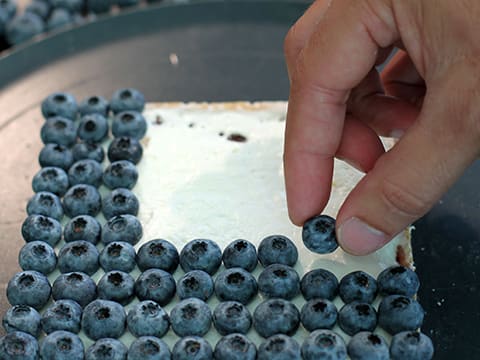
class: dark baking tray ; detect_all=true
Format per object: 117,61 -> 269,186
0,1 -> 477,358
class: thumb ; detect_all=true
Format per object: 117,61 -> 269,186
336,67 -> 480,255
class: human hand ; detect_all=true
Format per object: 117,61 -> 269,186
283,0 -> 480,255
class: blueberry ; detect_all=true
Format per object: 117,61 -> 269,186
2,305 -> 41,337
63,184 -> 102,218
127,336 -> 171,360
172,336 -> 212,360
222,239 -> 257,272
257,234 -> 298,267
46,8 -> 72,31
213,334 -> 256,360
0,331 -> 39,360
64,215 -> 102,245
0,0 -> 16,20
258,264 -> 300,300
300,298 -> 337,331
102,188 -> 139,219
99,241 -> 136,272
98,271 -> 135,305
339,271 -> 378,304
179,238 -> 222,275
347,332 -> 389,360
72,141 -> 105,163
103,160 -> 139,190
214,267 -> 258,304
107,136 -> 143,164
112,111 -> 147,140
21,214 -> 62,246
378,295 -> 425,335
253,298 -> 300,338
25,0 -> 50,20
41,299 -> 83,334
40,330 -> 84,360
257,334 -> 301,360
301,329 -> 347,360
101,214 -> 143,245
177,270 -> 214,301
39,143 -> 74,170
79,95 -> 109,117
50,0 -> 83,14
301,268 -> 338,301
58,240 -> 99,275
5,12 -> 44,45
18,241 -> 57,274
78,113 -> 109,143
390,331 -> 434,360
40,117 -> 76,146
26,191 -> 63,220
212,301 -> 252,335
377,265 -> 420,297
7,271 -> 51,310
134,268 -> 176,306
338,302 -> 377,336
302,214 -> 338,253
82,299 -> 126,340
68,159 -> 104,188
110,88 -> 145,114
41,92 -> 77,120
126,300 -> 170,338
136,238 -> 179,273
86,338 -> 128,360
52,272 -> 97,307
170,298 -> 211,337
32,166 -> 69,196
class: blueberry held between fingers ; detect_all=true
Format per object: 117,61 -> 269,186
103,160 -> 139,190
170,298 -> 212,337
390,331 -> 434,360
377,265 -> 420,297
21,214 -> 62,246
257,334 -> 301,360
72,141 -> 105,163
40,330 -> 84,360
102,188 -> 139,219
301,329 -> 347,360
40,116 -> 76,146
177,270 -> 214,301
136,238 -> 179,273
39,143 -> 74,170
213,333 -> 256,360
32,166 -> 69,196
26,191 -> 63,220
7,270 -> 51,310
19,241 -> 57,274
82,299 -> 126,340
222,238 -> 257,272
102,214 -> 143,245
64,215 -> 102,245
63,184 -> 102,218
214,267 -> 258,304
378,295 -> 425,335
257,234 -> 298,267
78,113 -> 109,143
68,159 -> 104,188
172,336 -> 213,360
41,92 -> 77,120
128,336 -> 171,360
180,238 -> 222,275
213,301 -> 252,335
112,111 -> 147,139
348,332 -> 389,360
86,338 -> 128,360
110,88 -> 145,114
338,302 -> 377,336
258,264 -> 300,300
58,240 -> 99,275
339,271 -> 378,304
300,298 -> 337,331
253,298 -> 300,338
99,241 -> 136,272
97,271 -> 135,305
302,214 -> 338,254
52,272 -> 97,307
0,331 -> 39,360
107,136 -> 143,164
2,305 -> 41,337
134,268 -> 176,306
41,299 -> 83,334
79,95 -> 109,117
301,268 -> 339,301
126,300 -> 170,338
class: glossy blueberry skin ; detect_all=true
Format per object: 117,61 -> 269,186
0,0 -> 16,20
258,334 -> 301,360
0,331 -> 39,360
213,334 -> 256,360
170,298 -> 212,337
338,302 -> 377,336
99,241 -> 136,272
378,295 -> 425,335
79,95 -> 109,117
26,191 -> 63,220
222,239 -> 257,272
135,269 -> 176,306
339,271 -> 378,304
103,160 -> 138,190
102,188 -> 139,219
82,299 -> 126,340
40,116 -> 76,146
347,332 -> 389,360
390,331 -> 434,360
40,330 -> 84,360
19,241 -> 57,274
180,238 -> 222,275
112,111 -> 147,140
377,265 -> 420,297
21,214 -> 62,246
258,264 -> 300,300
39,143 -> 74,170
300,298 -> 338,332
98,271 -> 135,305
136,238 -> 179,273
58,240 -> 99,275
72,141 -> 105,163
302,214 -> 338,254
2,305 -> 41,337
78,113 -> 109,143
5,12 -> 44,45
172,336 -> 212,360
107,136 -> 143,164
41,92 -> 77,120
214,267 -> 258,304
301,268 -> 339,301
177,270 -> 214,301
101,214 -> 143,245
64,215 -> 102,245
301,329 -> 347,360
86,338 -> 128,360
110,88 -> 145,114
68,159 -> 104,188
127,300 -> 170,338
46,8 -> 72,31
257,234 -> 298,267
253,298 -> 300,338
41,299 -> 83,334
63,184 -> 102,218
32,166 -> 69,196
7,271 -> 51,310
213,301 -> 252,335
52,272 -> 97,307
128,336 -> 171,360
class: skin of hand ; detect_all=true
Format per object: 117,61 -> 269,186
283,0 -> 480,255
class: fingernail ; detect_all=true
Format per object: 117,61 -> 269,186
337,217 -> 389,255
390,129 -> 404,139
